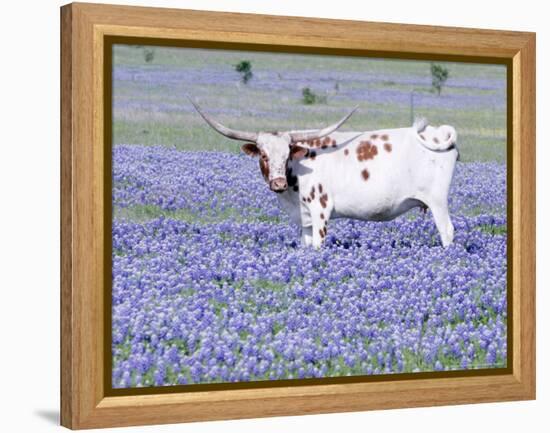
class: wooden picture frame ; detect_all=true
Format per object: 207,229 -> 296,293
60,2 -> 535,429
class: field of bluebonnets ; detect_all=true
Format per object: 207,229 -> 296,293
111,45 -> 508,388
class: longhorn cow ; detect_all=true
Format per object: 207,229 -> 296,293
189,99 -> 458,248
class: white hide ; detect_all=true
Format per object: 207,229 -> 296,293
256,132 -> 292,181
277,124 -> 458,248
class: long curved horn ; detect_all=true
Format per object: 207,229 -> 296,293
188,97 -> 258,142
289,106 -> 359,143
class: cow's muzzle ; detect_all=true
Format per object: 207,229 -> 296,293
269,177 -> 288,193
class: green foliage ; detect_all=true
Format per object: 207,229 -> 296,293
143,48 -> 155,63
431,63 -> 450,95
301,87 -> 327,105
234,60 -> 253,84
302,87 -> 316,104
477,224 -> 507,236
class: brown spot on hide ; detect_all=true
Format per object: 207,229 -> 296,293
361,169 -> 370,181
420,134 -> 426,140
259,157 -> 269,181
384,142 -> 392,152
356,140 -> 378,161
307,197 -> 311,203
320,193 -> 328,208
344,149 -> 349,156
319,229 -> 324,238
318,184 -> 323,194
290,145 -> 308,160
332,139 -> 337,148
310,186 -> 316,200
380,134 -> 389,141
371,133 -> 379,140
433,136 -> 440,144
320,213 -> 325,220
323,226 -> 327,236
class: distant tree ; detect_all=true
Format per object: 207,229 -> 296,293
143,48 -> 155,63
430,63 -> 449,95
302,87 -> 317,105
235,60 -> 253,84
301,87 -> 327,105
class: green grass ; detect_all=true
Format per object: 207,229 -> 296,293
113,96 -> 506,157
113,45 -> 506,79
477,224 -> 507,236
113,203 -> 281,224
112,45 -> 507,163
114,204 -> 198,222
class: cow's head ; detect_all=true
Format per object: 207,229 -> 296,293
189,98 -> 357,193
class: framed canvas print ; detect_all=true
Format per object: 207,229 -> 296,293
60,2 -> 535,429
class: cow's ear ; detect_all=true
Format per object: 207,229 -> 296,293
290,145 -> 308,160
241,143 -> 260,156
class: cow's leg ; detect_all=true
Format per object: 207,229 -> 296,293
300,226 -> 313,247
299,186 -> 332,249
300,219 -> 326,249
311,215 -> 328,249
310,198 -> 331,249
428,202 -> 454,247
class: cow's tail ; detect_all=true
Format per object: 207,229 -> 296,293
413,118 -> 459,158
